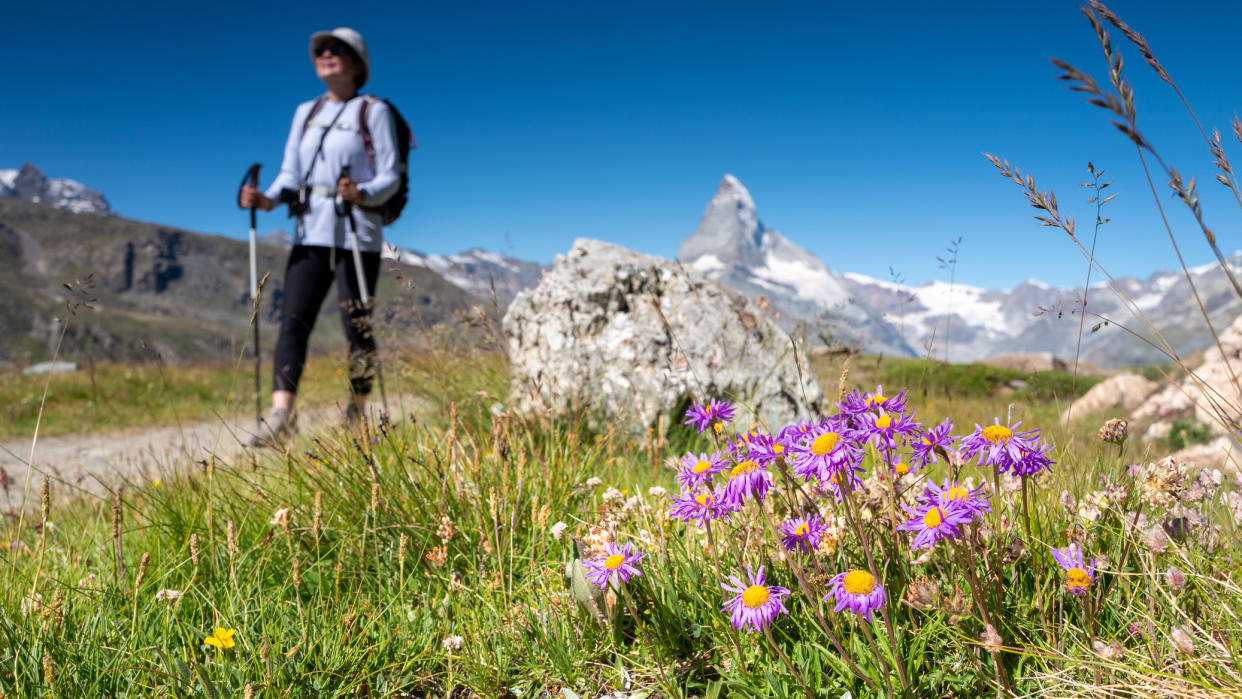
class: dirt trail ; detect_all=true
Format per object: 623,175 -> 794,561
0,396 -> 427,509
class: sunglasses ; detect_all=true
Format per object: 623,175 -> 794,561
315,44 -> 349,58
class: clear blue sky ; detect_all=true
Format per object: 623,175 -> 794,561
8,0 -> 1242,289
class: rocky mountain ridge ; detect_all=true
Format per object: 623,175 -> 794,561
8,162 -> 1238,369
678,174 -> 1242,367
0,197 -> 477,367
1,163 -> 112,216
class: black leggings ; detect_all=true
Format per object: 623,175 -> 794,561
273,245 -> 381,396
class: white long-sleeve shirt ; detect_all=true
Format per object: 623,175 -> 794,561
264,95 -> 399,252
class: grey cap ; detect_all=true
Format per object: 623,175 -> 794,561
310,27 -> 370,87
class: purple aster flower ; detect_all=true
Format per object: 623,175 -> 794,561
583,541 -> 645,589
719,458 -> 773,505
721,565 -> 790,632
837,389 -> 870,416
823,462 -> 866,502
779,514 -> 825,553
777,420 -> 817,446
747,432 -> 790,468
825,569 -> 887,622
898,502 -> 972,549
675,451 -> 728,491
910,418 -> 957,468
923,478 -> 991,522
863,385 -> 908,414
959,419 -> 1039,467
1051,544 -> 1097,596
684,398 -> 736,434
886,452 -> 920,478
668,488 -> 734,528
857,410 -> 921,450
788,425 -> 863,482
1000,439 -> 1056,477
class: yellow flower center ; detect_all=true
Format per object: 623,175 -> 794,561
693,460 -> 712,474
981,425 -> 1012,444
875,413 -> 893,430
773,444 -> 785,454
894,462 -> 910,475
1066,567 -> 1092,590
795,523 -> 810,537
842,569 -> 877,595
694,493 -> 712,508
867,394 -> 886,406
947,487 -> 970,502
923,507 -> 944,528
811,432 -> 840,456
922,437 -> 932,446
604,554 -> 625,570
730,461 -> 759,479
713,422 -> 724,434
742,585 -> 770,608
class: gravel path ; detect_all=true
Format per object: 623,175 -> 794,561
0,396 -> 426,509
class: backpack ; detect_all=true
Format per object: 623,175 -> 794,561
302,94 -> 417,225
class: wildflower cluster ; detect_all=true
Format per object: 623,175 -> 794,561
658,388 -> 1073,644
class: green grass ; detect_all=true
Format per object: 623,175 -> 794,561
1,350 -> 1237,697
1,356 -> 367,441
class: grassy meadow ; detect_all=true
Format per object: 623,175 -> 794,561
8,2 -> 1242,696
1,346 -> 1237,697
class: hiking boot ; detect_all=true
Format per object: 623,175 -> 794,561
248,407 -> 297,447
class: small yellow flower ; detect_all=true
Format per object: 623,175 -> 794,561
152,479 -> 163,487
204,628 -> 236,650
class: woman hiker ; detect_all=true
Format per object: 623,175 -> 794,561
238,27 -> 400,446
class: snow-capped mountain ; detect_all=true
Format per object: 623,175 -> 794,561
680,174 -> 1242,366
678,175 -> 915,356
256,227 -> 546,307
388,247 -> 546,307
0,163 -> 112,216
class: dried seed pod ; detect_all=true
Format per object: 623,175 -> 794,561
1098,418 -> 1128,444
189,533 -> 200,568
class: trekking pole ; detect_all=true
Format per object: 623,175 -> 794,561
240,163 -> 263,425
337,166 -> 389,416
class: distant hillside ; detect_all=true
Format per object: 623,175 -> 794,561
0,197 -> 480,368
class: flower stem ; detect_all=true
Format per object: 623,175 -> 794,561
764,627 -> 816,699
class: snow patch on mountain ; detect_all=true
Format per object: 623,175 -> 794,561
1,163 -> 112,216
386,246 -> 546,307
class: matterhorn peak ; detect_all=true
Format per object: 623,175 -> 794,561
678,174 -> 765,269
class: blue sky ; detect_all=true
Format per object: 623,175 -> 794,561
8,0 -> 1242,289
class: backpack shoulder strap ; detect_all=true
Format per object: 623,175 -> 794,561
300,95 -> 330,137
357,95 -> 378,167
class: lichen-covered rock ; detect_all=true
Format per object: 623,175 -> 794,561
503,238 -> 823,433
1133,315 -> 1242,437
1061,373 -> 1159,423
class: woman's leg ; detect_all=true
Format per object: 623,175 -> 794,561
334,247 -> 381,408
271,245 -> 336,410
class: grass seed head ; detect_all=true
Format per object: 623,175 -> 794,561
135,552 -> 150,589
40,475 -> 50,526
